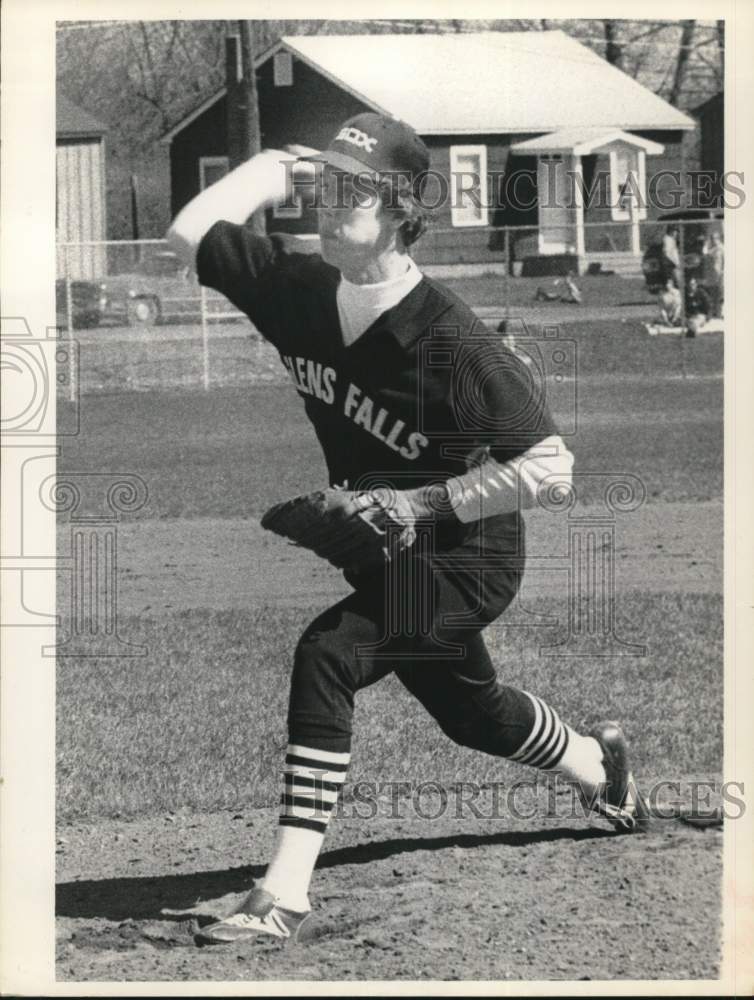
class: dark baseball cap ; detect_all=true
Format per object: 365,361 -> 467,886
302,112 -> 429,181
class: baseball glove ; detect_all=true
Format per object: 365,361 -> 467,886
260,486 -> 418,571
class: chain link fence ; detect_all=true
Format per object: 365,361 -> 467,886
57,217 -> 723,394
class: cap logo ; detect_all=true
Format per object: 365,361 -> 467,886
335,126 -> 378,153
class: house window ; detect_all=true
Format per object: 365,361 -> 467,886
274,51 -> 293,87
199,156 -> 229,191
610,147 -> 647,221
450,145 -> 489,227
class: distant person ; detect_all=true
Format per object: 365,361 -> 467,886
702,231 -> 724,318
661,225 -> 681,287
658,278 -> 682,326
496,319 -> 532,366
563,272 -> 582,304
534,271 -> 582,304
685,276 -> 711,337
496,318 -> 517,352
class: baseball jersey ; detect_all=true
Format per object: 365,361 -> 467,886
197,222 -> 559,552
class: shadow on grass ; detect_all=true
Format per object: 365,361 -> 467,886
57,825 -> 614,922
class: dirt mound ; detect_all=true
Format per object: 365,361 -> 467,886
57,802 -> 721,981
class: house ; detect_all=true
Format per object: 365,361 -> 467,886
691,92 -> 723,208
56,94 -> 108,279
162,31 -> 695,275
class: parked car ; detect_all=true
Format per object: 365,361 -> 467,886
98,250 -> 231,326
641,209 -> 723,293
55,278 -> 103,328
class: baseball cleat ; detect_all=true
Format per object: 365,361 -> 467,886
589,721 -> 650,833
194,886 -> 312,946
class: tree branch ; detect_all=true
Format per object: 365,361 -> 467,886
603,20 -> 623,67
669,20 -> 696,106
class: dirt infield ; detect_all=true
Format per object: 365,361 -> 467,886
55,501 -> 723,982
99,501 -> 722,616
56,802 -> 721,982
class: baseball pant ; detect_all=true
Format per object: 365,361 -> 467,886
287,531 -> 536,756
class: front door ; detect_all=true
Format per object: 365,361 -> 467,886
537,154 -> 573,254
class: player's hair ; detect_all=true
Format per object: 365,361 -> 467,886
376,172 -> 431,248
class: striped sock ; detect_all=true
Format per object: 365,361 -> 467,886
508,692 -> 606,792
260,744 -> 350,912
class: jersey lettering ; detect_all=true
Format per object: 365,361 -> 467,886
281,363 -> 429,461
400,431 -> 430,461
281,354 -> 336,404
385,419 -> 406,452
342,383 -> 429,460
353,396 -> 374,429
306,359 -> 322,399
371,407 -> 390,442
320,366 -> 336,405
344,382 -> 362,417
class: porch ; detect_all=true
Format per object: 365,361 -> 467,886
509,127 -> 664,275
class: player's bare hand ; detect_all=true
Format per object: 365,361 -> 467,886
257,146 -> 320,205
263,145 -> 321,182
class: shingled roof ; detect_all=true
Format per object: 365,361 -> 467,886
56,94 -> 108,139
163,29 -> 695,143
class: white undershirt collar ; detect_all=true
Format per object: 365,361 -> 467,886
336,257 -> 423,346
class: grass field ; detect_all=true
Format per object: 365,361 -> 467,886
64,311 -> 720,395
440,272 -> 655,308
58,592 -> 722,821
55,307 -> 725,981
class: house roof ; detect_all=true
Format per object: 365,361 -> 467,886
281,31 -> 694,134
162,29 -> 694,143
57,94 -> 108,138
511,127 -> 665,156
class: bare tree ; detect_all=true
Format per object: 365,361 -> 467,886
669,20 -> 696,106
602,20 -> 623,68
716,20 -> 724,77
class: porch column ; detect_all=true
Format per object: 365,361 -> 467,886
629,195 -> 641,256
571,154 -> 586,269
629,150 -> 645,257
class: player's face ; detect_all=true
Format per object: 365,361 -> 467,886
315,167 -> 398,269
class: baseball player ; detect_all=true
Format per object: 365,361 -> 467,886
167,112 -> 649,946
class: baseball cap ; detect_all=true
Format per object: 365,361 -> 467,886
302,112 -> 429,182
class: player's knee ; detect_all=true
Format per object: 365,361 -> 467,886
288,634 -> 356,739
292,631 -> 356,702
294,631 -> 338,680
